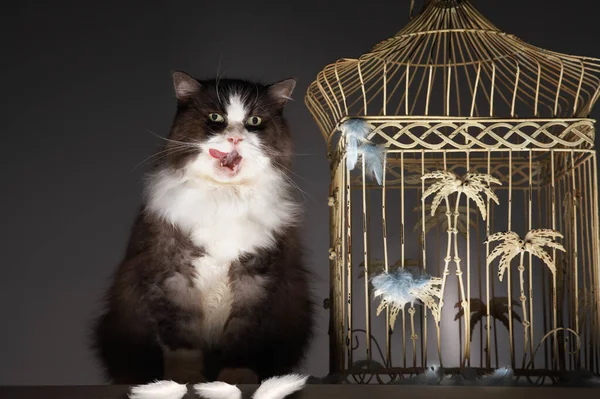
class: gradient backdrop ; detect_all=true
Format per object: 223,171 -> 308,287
1,0 -> 598,385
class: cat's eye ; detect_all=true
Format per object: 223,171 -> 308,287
246,116 -> 262,127
208,113 -> 225,123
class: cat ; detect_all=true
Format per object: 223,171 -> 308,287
91,71 -> 314,385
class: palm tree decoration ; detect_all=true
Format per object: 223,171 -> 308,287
486,229 -> 566,364
422,171 -> 501,220
454,297 -> 522,341
371,268 -> 442,329
486,229 -> 566,281
413,204 -> 479,237
422,170 -> 501,363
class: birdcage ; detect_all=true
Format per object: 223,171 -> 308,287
306,0 -> 600,384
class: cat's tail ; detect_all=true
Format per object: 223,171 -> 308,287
128,374 -> 308,399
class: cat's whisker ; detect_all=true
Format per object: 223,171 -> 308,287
259,147 -> 317,157
254,146 -> 316,184
145,129 -> 200,147
248,154 -> 312,202
254,106 -> 281,136
269,159 -> 309,183
252,82 -> 261,108
215,57 -> 225,106
282,176 -> 312,203
132,146 -> 197,171
272,168 -> 314,202
253,142 -> 316,158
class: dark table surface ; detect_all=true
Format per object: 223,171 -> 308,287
2,384 -> 600,399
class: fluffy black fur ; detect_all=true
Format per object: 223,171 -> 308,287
90,72 -> 314,384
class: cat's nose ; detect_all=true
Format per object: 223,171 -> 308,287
228,136 -> 243,144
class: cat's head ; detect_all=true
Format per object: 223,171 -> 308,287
161,71 -> 296,186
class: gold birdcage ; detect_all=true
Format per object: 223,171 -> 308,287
306,0 -> 600,383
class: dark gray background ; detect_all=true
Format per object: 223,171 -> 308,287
1,0 -> 598,385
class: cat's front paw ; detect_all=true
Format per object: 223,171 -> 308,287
217,368 -> 259,384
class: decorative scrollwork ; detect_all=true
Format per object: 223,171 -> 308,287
365,119 -> 595,151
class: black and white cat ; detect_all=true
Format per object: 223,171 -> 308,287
91,72 -> 314,384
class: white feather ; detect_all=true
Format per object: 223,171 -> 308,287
194,381 -> 242,399
339,118 -> 372,171
345,135 -> 359,170
129,380 -> 188,399
253,374 -> 308,399
359,144 -> 385,185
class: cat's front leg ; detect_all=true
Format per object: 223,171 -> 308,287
148,281 -> 207,383
217,367 -> 259,384
154,312 -> 207,383
219,315 -> 290,381
162,347 -> 207,383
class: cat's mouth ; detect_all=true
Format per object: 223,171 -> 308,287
208,148 -> 243,174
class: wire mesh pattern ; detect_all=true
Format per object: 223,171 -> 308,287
306,0 -> 600,384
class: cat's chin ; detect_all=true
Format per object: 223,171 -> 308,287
211,161 -> 246,184
188,162 -> 258,186
184,152 -> 274,187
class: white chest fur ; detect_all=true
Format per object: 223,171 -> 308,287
191,255 -> 233,343
146,168 -> 297,342
147,168 -> 296,260
187,191 -> 283,261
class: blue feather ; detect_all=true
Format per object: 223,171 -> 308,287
339,119 -> 372,170
346,135 -> 359,170
477,368 -> 514,386
392,365 -> 445,385
359,144 -> 385,185
371,268 -> 436,307
340,118 -> 372,139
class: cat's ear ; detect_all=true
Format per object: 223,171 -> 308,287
268,78 -> 296,107
173,71 -> 202,102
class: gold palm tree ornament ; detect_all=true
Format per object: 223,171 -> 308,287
486,230 -> 566,367
422,171 -> 501,221
486,230 -> 566,282
422,171 -> 500,365
413,204 -> 479,237
371,268 -> 442,330
306,0 -> 600,382
453,297 -> 523,342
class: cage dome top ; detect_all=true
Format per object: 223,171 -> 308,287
305,0 -> 600,142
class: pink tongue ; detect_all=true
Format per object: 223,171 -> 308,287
209,149 -> 228,159
208,148 -> 242,169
